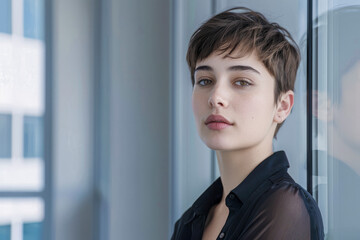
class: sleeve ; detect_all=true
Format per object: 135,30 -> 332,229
170,219 -> 180,240
239,183 -> 312,240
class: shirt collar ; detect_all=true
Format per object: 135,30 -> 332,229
192,177 -> 223,215
191,151 -> 289,215
231,151 -> 290,203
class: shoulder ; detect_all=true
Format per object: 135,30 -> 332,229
171,206 -> 195,240
250,179 -> 324,239
261,181 -> 313,219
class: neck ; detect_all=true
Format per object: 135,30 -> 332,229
216,140 -> 273,204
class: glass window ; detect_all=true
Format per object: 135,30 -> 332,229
0,199 -> 43,240
23,222 -> 43,240
0,224 -> 11,240
0,114 -> 11,158
0,0 -> 11,34
312,1 -> 360,239
0,0 -> 45,192
24,0 -> 44,40
0,0 -> 46,238
23,116 -> 43,158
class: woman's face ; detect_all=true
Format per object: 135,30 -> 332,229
192,50 -> 281,151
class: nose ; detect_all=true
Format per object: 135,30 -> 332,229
208,85 -> 229,108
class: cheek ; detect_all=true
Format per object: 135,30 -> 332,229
192,91 -> 205,120
235,94 -> 275,121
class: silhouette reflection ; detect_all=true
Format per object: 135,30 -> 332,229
312,5 -> 360,239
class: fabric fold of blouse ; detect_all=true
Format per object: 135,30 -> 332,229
171,151 -> 324,240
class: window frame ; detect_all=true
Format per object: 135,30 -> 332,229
0,0 -> 52,239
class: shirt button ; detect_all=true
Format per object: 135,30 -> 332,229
219,232 -> 225,239
229,193 -> 235,199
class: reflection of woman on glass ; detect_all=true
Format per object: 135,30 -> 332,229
171,7 -> 324,240
312,6 -> 360,239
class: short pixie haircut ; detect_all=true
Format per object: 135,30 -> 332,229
186,7 -> 300,137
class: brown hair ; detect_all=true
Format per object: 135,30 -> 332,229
186,7 -> 300,137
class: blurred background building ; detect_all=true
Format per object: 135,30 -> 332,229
0,0 -> 44,239
0,0 -> 359,239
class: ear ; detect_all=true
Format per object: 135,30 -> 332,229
312,90 -> 334,122
274,90 -> 294,124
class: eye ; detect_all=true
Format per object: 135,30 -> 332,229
234,79 -> 252,87
197,79 -> 212,86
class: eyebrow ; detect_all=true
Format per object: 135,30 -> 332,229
194,65 -> 261,75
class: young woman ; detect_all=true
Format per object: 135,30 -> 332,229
171,7 -> 324,240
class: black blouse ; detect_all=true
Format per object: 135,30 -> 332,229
171,151 -> 324,240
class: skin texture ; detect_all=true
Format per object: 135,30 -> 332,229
191,50 -> 294,240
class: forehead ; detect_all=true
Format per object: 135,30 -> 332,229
195,50 -> 272,78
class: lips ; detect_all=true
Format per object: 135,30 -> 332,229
205,114 -> 232,125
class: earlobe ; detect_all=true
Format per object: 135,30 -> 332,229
274,90 -> 294,123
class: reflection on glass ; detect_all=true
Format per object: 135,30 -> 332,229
0,198 -> 43,240
313,3 -> 360,239
23,222 -> 42,240
0,0 -> 11,34
23,116 -> 43,159
0,224 -> 11,240
0,114 -> 12,158
24,0 -> 44,40
0,0 -> 44,191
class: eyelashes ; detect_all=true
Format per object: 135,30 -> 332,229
197,79 -> 212,86
234,80 -> 252,87
196,78 -> 253,87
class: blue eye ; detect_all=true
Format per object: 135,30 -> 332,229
197,79 -> 212,86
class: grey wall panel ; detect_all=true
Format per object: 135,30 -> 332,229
52,0 -> 96,239
108,0 -> 170,239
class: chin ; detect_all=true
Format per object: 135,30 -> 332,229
202,134 -> 261,152
203,138 -> 238,151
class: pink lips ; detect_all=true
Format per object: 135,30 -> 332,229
205,114 -> 233,130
